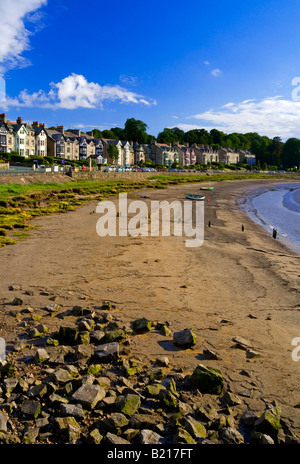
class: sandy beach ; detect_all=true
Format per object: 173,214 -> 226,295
1,177 -> 300,441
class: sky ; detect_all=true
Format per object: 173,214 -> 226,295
1,0 -> 300,140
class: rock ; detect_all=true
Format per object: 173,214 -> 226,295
130,413 -> 160,430
138,429 -> 165,444
48,346 -> 69,364
241,410 -> 258,427
86,428 -> 103,444
105,432 -> 131,444
173,427 -> 197,444
95,342 -> 119,362
21,400 -> 41,419
28,384 -> 48,398
103,413 -> 129,433
0,412 -> 8,433
219,427 -> 244,444
105,329 -> 126,343
51,368 -> 74,384
35,348 -> 50,363
59,403 -> 85,419
203,348 -> 219,360
72,384 -> 106,409
173,329 -> 197,348
156,356 -> 170,367
12,297 -> 23,306
189,364 -> 225,395
3,378 -> 18,395
146,383 -> 166,397
0,338 -> 5,363
159,389 -> 178,409
184,415 -> 207,439
9,284 -> 22,291
254,406 -> 282,440
22,427 -> 39,444
232,336 -> 253,350
90,330 -> 105,343
74,344 -> 94,361
223,391 -> 242,406
119,393 -> 141,416
251,431 -> 275,444
246,349 -> 262,359
195,404 -> 218,423
57,326 -> 78,345
178,401 -> 193,416
44,304 -> 59,316
132,318 -> 152,333
54,416 -> 81,443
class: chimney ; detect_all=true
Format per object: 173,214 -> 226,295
72,129 -> 81,137
86,130 -> 94,137
57,125 -> 64,135
0,113 -> 7,123
32,121 -> 39,128
39,123 -> 45,128
17,116 -> 23,125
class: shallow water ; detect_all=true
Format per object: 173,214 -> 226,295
240,182 -> 300,254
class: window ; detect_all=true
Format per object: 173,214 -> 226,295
19,138 -> 24,144
8,138 -> 12,144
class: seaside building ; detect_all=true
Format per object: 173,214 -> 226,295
148,141 -> 179,166
0,113 -> 256,166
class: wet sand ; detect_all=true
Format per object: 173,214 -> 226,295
1,178 -> 300,435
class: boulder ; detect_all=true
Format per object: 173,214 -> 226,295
72,384 -> 106,409
119,393 -> 141,416
254,406 -> 282,440
189,364 -> 224,395
173,329 -> 197,348
95,342 -> 119,362
132,318 -> 152,333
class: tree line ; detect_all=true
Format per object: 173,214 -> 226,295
64,118 -> 300,169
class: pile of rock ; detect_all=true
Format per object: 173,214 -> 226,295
0,301 -> 296,445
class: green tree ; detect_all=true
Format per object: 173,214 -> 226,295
107,143 -> 119,164
281,138 -> 300,169
110,127 -> 125,140
102,129 -> 117,139
123,118 -> 149,144
92,129 -> 103,139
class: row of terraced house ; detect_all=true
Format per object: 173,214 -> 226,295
0,114 -> 256,166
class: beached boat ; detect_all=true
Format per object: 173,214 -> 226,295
200,186 -> 214,190
186,194 -> 205,200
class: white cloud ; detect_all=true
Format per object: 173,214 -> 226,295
211,68 -> 222,77
0,0 -> 47,75
1,73 -> 157,110
204,61 -> 210,66
177,96 -> 300,140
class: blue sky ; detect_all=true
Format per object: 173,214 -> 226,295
1,0 -> 300,140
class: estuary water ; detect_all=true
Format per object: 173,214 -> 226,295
240,182 -> 300,254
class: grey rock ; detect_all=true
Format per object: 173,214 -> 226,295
138,429 -> 165,444
94,342 -> 119,362
72,384 -> 106,409
0,412 -> 8,433
105,432 -> 131,444
219,427 -> 244,444
60,403 -> 85,419
0,338 -> 5,363
173,328 -> 197,348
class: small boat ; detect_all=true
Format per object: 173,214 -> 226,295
200,186 -> 214,191
186,194 -> 205,201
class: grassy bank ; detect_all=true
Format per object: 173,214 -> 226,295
0,171 -> 299,247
